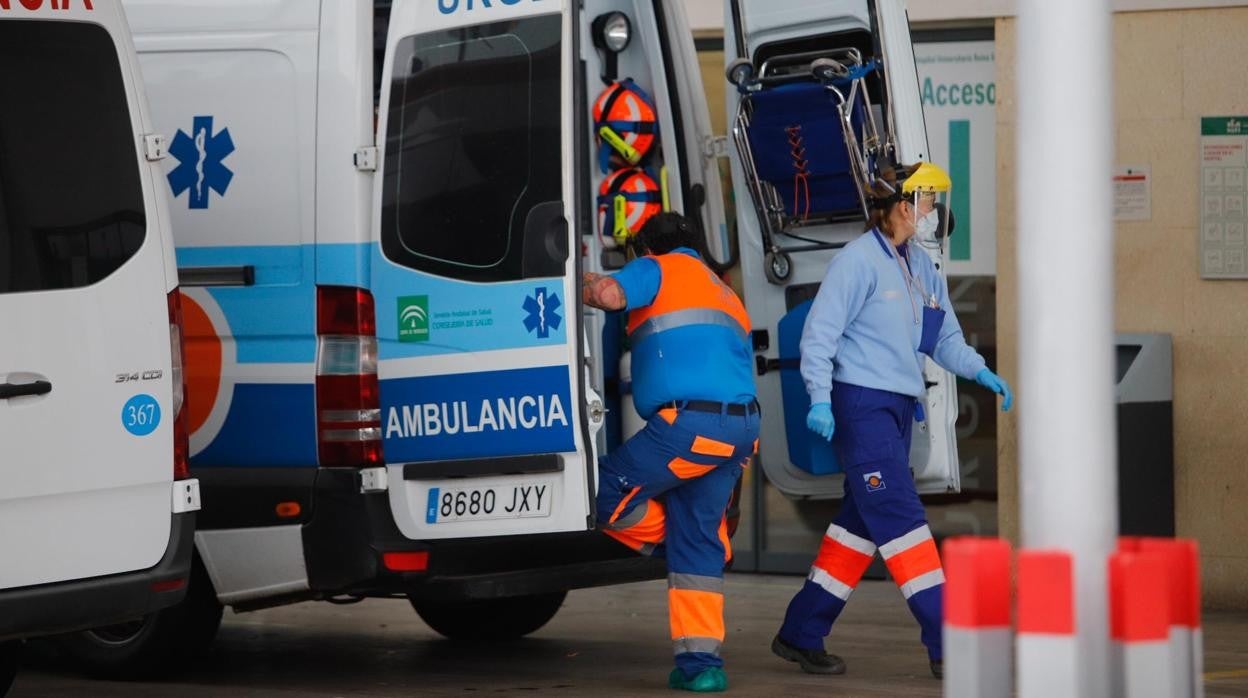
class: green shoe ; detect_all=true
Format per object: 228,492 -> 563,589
668,667 -> 728,692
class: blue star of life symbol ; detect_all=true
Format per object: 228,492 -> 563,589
522,287 -> 562,339
167,115 -> 235,209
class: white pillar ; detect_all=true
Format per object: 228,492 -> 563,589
1016,0 -> 1117,696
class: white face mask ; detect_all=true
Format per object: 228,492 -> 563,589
915,209 -> 939,240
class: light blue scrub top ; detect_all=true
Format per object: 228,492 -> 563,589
800,229 -> 986,402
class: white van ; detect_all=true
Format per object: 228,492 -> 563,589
76,0 -> 958,672
0,0 -> 200,689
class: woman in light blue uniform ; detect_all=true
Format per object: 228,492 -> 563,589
770,163 -> 1013,679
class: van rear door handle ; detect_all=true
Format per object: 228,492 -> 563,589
0,380 -> 51,399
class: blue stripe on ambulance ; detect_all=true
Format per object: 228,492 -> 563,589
192,383 -> 317,467
176,244 -> 316,363
180,242 -> 572,466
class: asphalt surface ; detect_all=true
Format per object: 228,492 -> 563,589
8,574 -> 1248,697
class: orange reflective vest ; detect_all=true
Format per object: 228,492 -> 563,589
626,253 -> 751,345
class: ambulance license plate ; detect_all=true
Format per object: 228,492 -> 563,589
425,483 -> 552,523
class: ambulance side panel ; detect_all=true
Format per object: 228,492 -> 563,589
126,0 -> 325,602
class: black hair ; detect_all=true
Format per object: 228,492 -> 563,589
864,163 -> 919,236
634,212 -> 703,256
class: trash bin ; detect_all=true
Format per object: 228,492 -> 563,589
1115,333 -> 1174,536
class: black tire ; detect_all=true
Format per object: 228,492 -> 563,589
764,250 -> 792,284
55,556 -> 222,679
410,591 -> 567,642
0,641 -> 19,697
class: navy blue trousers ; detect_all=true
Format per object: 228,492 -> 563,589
597,404 -> 759,678
778,382 -> 945,661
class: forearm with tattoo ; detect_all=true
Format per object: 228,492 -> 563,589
582,272 -> 627,311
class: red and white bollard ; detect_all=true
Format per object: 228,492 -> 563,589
1109,549 -> 1172,697
1122,538 -> 1203,698
943,537 -> 1013,698
1017,550 -> 1078,698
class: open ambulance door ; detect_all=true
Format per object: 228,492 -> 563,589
724,0 -> 962,498
372,0 -> 598,540
576,0 -> 730,456
649,2 -> 731,265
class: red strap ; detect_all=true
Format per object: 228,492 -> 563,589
786,126 -> 811,221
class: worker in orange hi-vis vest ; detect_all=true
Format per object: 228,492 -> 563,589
582,213 -> 759,693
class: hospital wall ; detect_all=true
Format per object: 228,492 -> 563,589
994,7 -> 1248,608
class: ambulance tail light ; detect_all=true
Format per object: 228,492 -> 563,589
316,286 -> 383,467
168,290 -> 190,480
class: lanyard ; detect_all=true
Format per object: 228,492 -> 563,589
873,229 -> 934,325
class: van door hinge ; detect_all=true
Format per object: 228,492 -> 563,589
143,134 -> 167,162
359,466 -> 388,493
354,146 -> 378,172
172,479 -> 201,513
587,399 -> 605,425
702,135 -> 728,160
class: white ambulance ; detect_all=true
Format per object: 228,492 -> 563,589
67,0 -> 958,673
0,0 -> 200,689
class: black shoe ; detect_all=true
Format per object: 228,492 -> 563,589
930,660 -> 943,679
770,634 -> 846,675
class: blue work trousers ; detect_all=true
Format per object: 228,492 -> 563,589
597,404 -> 759,679
778,382 -> 945,661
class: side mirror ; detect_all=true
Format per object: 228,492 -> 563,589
521,201 -> 569,279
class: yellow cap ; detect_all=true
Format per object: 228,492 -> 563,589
901,161 -> 952,195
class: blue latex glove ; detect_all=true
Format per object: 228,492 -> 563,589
976,368 -> 1013,412
806,402 -> 835,441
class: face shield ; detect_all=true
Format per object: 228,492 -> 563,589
901,162 -> 955,249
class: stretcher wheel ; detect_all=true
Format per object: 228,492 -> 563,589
726,58 -> 754,88
811,57 -> 848,82
764,250 -> 792,285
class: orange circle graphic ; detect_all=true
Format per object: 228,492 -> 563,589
179,292 -> 223,436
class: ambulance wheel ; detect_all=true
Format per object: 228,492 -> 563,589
764,251 -> 792,284
55,556 -> 222,678
410,591 -> 567,642
725,57 -> 754,87
0,641 -> 18,696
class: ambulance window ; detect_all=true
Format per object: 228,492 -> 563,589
380,14 -> 562,282
0,21 -> 145,295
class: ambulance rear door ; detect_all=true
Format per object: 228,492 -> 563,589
725,0 -> 962,497
373,0 -> 596,540
0,1 -> 180,589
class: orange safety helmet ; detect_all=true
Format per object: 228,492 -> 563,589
597,168 -> 662,246
592,78 -> 658,173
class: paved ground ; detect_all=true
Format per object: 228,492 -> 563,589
9,574 -> 1248,697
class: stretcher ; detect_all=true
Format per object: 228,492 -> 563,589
726,47 -> 889,283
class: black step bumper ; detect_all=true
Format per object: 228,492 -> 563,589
301,468 -> 665,600
0,511 -> 196,642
